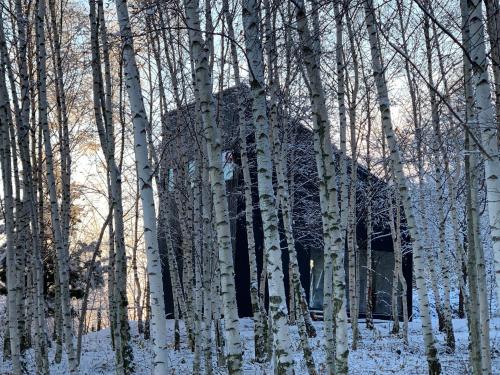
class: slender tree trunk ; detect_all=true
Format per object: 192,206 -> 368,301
332,1 -> 360,348
144,277 -> 151,341
364,1 -> 441,373
0,57 -> 21,375
429,0 -> 468,334
465,130 -> 485,375
364,79 -> 374,331
76,212 -> 111,364
462,17 -> 484,368
201,162 -> 214,372
467,0 -> 500,329
484,0 -> 500,135
0,4 -> 49,370
242,0 -> 297,372
132,190 -> 143,334
422,6 -> 455,349
36,0 -> 77,370
47,0 -> 71,275
183,0 -> 244,371
295,1 -> 349,372
113,0 -> 170,371
89,1 -> 133,370
221,0 -> 267,361
263,0 -> 316,341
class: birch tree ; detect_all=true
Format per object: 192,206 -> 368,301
89,0 -> 133,370
461,2 -> 494,372
364,0 -> 441,372
183,0 -> 244,371
242,0 -> 299,372
36,0 -> 77,370
0,53 -> 21,375
295,0 -> 349,372
221,0 -> 267,361
113,0 -> 170,371
466,0 -> 500,317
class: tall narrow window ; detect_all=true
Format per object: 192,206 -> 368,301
222,150 -> 234,181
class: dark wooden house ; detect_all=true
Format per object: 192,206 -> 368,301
158,86 -> 412,320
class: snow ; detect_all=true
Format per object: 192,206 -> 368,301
0,317 -> 498,374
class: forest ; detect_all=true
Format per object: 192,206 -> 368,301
0,0 -> 498,373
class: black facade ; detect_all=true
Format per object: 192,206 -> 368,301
159,86 -> 412,320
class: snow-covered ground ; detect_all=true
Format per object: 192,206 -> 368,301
1,317 -> 498,374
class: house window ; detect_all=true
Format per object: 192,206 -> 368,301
167,168 -> 174,192
188,160 -> 196,187
222,150 -> 234,181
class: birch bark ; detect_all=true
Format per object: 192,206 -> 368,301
462,16 -> 484,366
183,0 -> 244,371
242,0 -> 296,371
36,0 -> 77,370
113,0 -> 170,371
341,1 -> 361,347
364,0 -> 441,372
422,6 -> 455,349
467,0 -> 500,320
364,75 -> 374,330
0,57 -> 21,375
263,0 -> 316,340
221,0 -> 266,361
0,3 -> 49,370
295,0 -> 349,372
89,0 -> 133,370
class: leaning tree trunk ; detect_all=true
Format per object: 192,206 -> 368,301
263,0 -> 316,341
364,1 -> 441,373
422,6 -> 455,350
333,1 -> 360,348
113,0 -> 170,372
35,0 -> 77,371
89,1 -> 133,371
222,0 -> 266,361
295,0 -> 349,372
0,60 -> 21,375
183,0 -> 244,371
1,3 -> 49,371
242,0 -> 297,372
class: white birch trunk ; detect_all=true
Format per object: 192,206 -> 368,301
0,66 -> 21,375
89,1 -> 133,370
221,0 -> 267,361
113,0 -> 170,372
35,0 -> 77,370
363,1 -> 441,372
364,77 -> 374,331
465,134 -> 485,375
263,0 -> 316,341
0,3 -> 49,370
183,0 -> 244,371
421,8 -> 455,349
295,1 -> 349,372
201,162 -> 214,372
242,0 -> 296,371
467,0 -> 500,319
462,20 -> 485,366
